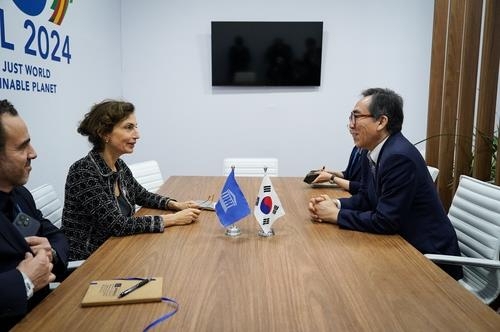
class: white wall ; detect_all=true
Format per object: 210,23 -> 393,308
1,0 -> 122,195
1,0 -> 435,198
120,0 -> 434,179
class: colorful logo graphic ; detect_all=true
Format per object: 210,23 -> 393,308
259,196 -> 273,214
12,0 -> 73,25
49,0 -> 73,25
13,0 -> 47,16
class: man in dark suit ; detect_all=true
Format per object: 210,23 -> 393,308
308,88 -> 462,280
0,100 -> 69,331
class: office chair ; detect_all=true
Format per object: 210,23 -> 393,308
223,158 -> 278,177
427,166 -> 439,182
30,184 -> 84,288
425,175 -> 500,306
30,184 -> 63,228
128,160 -> 164,193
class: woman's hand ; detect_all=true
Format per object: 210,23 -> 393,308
169,200 -> 200,211
162,208 -> 201,226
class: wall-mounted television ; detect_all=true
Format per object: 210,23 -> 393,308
211,21 -> 323,87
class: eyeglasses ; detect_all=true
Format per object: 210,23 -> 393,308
349,112 -> 374,126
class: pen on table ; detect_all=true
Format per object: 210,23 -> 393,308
118,278 -> 152,298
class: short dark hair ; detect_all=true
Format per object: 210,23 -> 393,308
78,100 -> 135,152
362,88 -> 404,134
0,99 -> 19,153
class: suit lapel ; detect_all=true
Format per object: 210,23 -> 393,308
371,134 -> 397,197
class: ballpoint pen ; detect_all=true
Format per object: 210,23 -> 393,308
118,278 -> 153,298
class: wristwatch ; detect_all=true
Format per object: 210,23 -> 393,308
20,271 -> 34,299
329,175 -> 336,184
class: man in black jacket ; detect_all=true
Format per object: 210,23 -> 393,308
0,99 -> 69,331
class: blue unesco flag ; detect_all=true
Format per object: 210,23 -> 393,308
215,168 -> 250,227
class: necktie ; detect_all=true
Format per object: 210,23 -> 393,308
369,158 -> 376,177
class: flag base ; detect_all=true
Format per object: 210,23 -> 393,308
258,228 -> 275,237
225,225 -> 241,237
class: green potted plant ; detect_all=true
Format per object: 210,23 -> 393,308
413,125 -> 498,183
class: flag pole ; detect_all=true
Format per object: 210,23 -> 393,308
258,166 -> 275,237
225,165 -> 242,237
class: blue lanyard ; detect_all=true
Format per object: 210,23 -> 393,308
143,297 -> 179,332
115,277 -> 179,331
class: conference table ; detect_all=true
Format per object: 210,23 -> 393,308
13,176 -> 500,331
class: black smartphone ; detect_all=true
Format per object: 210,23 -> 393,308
13,212 -> 41,237
303,171 -> 320,184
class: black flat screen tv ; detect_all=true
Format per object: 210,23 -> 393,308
211,21 -> 323,87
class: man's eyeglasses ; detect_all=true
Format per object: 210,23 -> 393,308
349,112 -> 373,126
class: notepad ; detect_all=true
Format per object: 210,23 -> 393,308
81,277 -> 163,307
310,182 -> 339,188
194,199 -> 216,211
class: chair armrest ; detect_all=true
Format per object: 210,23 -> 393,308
424,254 -> 500,269
68,260 -> 85,270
